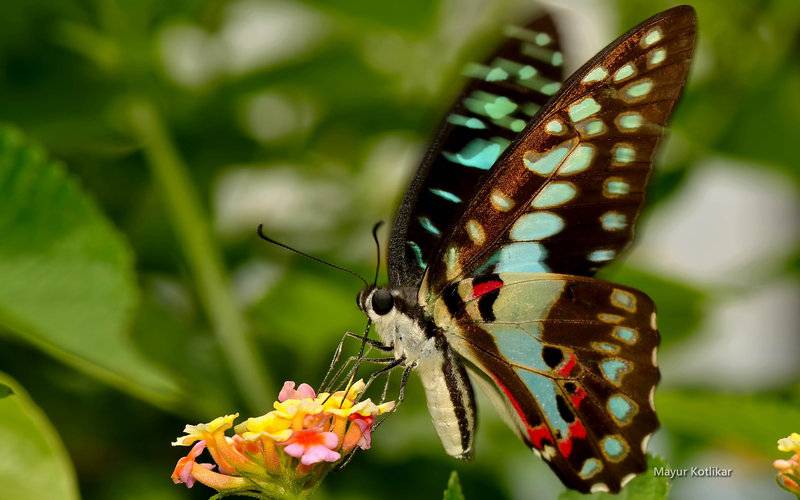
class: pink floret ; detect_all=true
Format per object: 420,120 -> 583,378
278,381 -> 317,402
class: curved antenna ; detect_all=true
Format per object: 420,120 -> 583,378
257,224 -> 368,287
371,221 -> 384,286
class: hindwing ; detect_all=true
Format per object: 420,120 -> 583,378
434,273 -> 659,493
419,6 -> 696,302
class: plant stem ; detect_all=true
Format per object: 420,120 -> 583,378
126,98 -> 271,411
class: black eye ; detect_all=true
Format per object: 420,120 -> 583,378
371,289 -> 394,315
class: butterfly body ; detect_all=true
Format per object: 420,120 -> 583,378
352,5 -> 696,494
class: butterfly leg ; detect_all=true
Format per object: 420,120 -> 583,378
320,330 -> 394,391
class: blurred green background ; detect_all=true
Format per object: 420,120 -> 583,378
0,0 -> 799,499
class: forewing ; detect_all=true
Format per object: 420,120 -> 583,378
433,273 -> 659,493
388,13 -> 564,287
420,6 -> 696,301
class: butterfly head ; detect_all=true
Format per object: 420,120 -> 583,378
357,286 -> 395,318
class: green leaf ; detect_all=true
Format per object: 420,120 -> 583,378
443,470 -> 465,500
0,372 -> 79,500
0,382 -> 12,399
558,455 -> 670,500
0,126 -> 179,407
658,389 -> 800,457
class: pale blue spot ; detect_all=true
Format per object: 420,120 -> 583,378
582,119 -> 605,136
544,119 -> 563,134
551,51 -> 563,66
613,327 -> 638,344
522,103 -> 540,116
579,458 -> 602,479
582,66 -> 608,84
643,28 -> 663,46
559,145 -> 595,175
535,32 -> 552,46
484,96 -> 518,119
649,48 -> 667,66
429,188 -> 462,203
532,182 -> 576,208
593,342 -> 619,353
407,241 -> 426,269
601,435 -> 627,458
445,246 -> 459,273
608,395 -> 634,423
600,359 -> 629,385
443,139 -> 505,170
613,145 -> 636,164
480,242 -> 549,273
516,369 -> 569,439
490,325 -> 546,370
510,212 -> 564,241
588,249 -> 616,262
613,63 -> 635,82
618,113 -> 642,130
625,79 -> 654,99
518,65 -> 537,80
612,289 -> 635,310
601,211 -> 627,231
447,114 -> 486,129
510,119 -> 526,132
418,216 -> 441,236
605,179 -> 630,196
524,145 -> 570,175
486,67 -> 509,82
541,81 -> 561,95
568,97 -> 601,122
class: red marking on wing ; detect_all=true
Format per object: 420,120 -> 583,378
557,420 -> 587,458
570,387 -> 587,408
558,353 -> 576,377
472,280 -> 503,298
492,375 -> 553,449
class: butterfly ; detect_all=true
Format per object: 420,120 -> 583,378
348,5 -> 694,494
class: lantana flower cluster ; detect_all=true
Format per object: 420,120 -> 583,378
774,432 -> 800,498
171,380 -> 394,499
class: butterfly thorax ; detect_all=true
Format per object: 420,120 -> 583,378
360,286 -> 434,365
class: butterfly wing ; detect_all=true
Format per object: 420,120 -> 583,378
433,273 -> 659,493
420,6 -> 696,302
388,13 -> 565,288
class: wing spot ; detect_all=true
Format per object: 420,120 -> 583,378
616,111 -> 643,131
650,312 -> 658,329
541,445 -> 557,460
490,189 -> 515,212
568,97 -> 601,122
407,241 -> 426,269
612,326 -> 639,345
600,358 -> 632,386
641,433 -> 652,453
642,26 -> 664,47
611,289 -> 637,312
648,47 -> 667,67
444,246 -> 461,280
622,78 -> 654,102
582,66 -> 608,84
612,143 -> 636,166
603,177 -> 630,198
510,211 -> 564,241
598,312 -> 624,324
418,216 -> 441,236
649,386 -> 656,410
523,140 -> 575,175
466,219 -> 486,246
577,118 -> 607,138
589,249 -> 617,262
600,211 -> 627,231
544,119 -> 565,135
590,483 -> 610,493
531,181 -> 577,208
608,393 -> 638,426
429,188 -> 462,203
558,144 -> 595,175
652,346 -> 658,367
579,458 -> 603,479
600,434 -> 630,462
542,346 -> 564,369
591,341 -> 620,354
621,473 -> 637,488
613,63 -> 636,82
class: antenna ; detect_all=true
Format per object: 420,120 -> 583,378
257,224 -> 368,287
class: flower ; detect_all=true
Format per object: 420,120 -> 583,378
170,379 -> 395,498
774,432 -> 800,498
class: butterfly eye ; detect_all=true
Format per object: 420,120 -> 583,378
371,289 -> 394,315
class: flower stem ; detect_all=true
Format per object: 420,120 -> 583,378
126,98 -> 271,411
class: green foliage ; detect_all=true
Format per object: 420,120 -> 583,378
558,455 -> 670,500
443,471 -> 466,500
0,373 -> 79,500
0,126 -> 180,406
